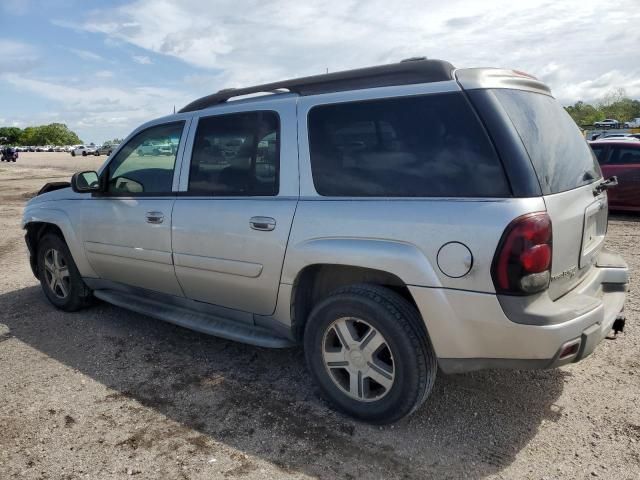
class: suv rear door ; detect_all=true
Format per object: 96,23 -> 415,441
172,96 -> 298,315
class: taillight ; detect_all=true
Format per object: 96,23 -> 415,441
491,212 -> 552,295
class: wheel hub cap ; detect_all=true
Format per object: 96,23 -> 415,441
322,317 -> 395,402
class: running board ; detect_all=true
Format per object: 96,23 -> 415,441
93,289 -> 295,348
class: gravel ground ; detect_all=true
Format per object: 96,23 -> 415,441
1,153 -> 639,479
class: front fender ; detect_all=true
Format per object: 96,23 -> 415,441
280,237 -> 442,287
22,205 -> 98,278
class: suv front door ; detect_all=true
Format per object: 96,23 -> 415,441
80,120 -> 190,296
172,98 -> 298,315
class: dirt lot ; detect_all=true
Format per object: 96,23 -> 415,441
1,152 -> 639,479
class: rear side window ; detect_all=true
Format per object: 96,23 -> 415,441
608,146 -> 640,165
590,144 -> 608,164
308,93 -> 510,197
494,90 -> 601,195
189,111 -> 279,196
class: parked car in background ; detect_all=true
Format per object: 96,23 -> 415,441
594,119 -> 620,128
592,136 -> 639,143
589,140 -> 640,211
623,118 -> 640,128
137,140 -> 172,156
71,145 -> 96,157
94,143 -> 119,156
23,59 -> 628,423
1,146 -> 18,162
602,133 -> 635,139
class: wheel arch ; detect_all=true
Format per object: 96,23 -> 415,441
290,263 -> 423,342
23,208 -> 98,279
282,237 -> 441,341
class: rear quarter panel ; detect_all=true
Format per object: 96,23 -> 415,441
282,197 -> 545,291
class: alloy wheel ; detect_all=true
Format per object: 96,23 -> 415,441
322,317 -> 395,402
43,248 -> 70,299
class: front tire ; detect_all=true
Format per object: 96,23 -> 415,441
304,284 -> 437,424
82,151 -> 87,156
37,234 -> 92,312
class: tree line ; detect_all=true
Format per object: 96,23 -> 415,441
0,123 -> 82,146
564,88 -> 640,127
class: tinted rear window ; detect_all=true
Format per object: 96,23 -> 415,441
494,89 -> 601,195
308,93 -> 510,197
188,111 -> 279,196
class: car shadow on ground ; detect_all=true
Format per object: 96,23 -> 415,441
609,212 -> 640,223
0,286 -> 567,479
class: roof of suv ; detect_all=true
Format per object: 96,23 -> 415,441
179,58 -> 456,113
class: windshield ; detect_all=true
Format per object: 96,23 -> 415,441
494,89 -> 602,194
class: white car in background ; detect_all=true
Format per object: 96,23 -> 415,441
624,118 -> 640,128
593,118 -> 620,129
71,145 -> 96,157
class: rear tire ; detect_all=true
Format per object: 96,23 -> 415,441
304,284 -> 437,424
37,234 -> 92,312
82,151 -> 87,156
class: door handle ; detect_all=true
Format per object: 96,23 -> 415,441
250,216 -> 276,231
145,211 -> 165,224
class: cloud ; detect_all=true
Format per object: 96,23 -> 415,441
1,72 -> 191,141
68,0 -> 640,103
68,48 -> 104,61
132,55 -> 152,64
0,39 -> 40,74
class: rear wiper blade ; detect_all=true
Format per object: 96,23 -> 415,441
593,176 -> 618,196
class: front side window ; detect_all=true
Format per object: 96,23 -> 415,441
106,122 -> 184,194
188,111 -> 279,196
308,93 -> 510,197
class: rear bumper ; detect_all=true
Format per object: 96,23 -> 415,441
409,249 -> 628,374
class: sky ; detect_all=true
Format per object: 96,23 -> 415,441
1,0 -> 639,144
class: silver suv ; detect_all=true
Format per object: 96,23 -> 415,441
23,59 -> 628,423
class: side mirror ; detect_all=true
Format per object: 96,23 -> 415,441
71,171 -> 101,193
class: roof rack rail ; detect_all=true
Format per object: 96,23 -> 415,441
178,58 -> 455,113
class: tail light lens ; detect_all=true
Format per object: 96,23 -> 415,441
491,212 -> 552,295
